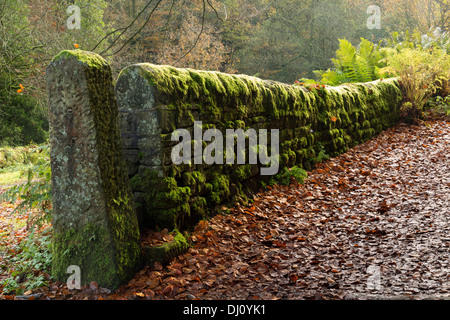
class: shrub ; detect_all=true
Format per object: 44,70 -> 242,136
428,95 -> 450,116
0,229 -> 52,295
270,166 -> 308,186
380,48 -> 450,123
0,93 -> 49,147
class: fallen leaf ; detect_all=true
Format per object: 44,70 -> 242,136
143,289 -> 155,299
162,285 -> 173,296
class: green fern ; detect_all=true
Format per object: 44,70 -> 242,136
318,38 -> 386,85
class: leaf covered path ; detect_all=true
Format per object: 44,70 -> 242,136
3,120 -> 450,300
113,120 -> 450,300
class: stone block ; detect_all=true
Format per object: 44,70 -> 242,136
47,50 -> 142,289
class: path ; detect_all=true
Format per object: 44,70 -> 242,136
109,120 -> 450,300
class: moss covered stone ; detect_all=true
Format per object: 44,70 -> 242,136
47,50 -> 142,289
115,63 -> 402,237
142,229 -> 190,266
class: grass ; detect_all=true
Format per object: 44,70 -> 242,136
0,144 -> 49,187
0,164 -> 32,186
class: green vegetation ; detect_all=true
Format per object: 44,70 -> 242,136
270,166 -> 308,186
381,48 -> 450,123
0,167 -> 29,186
295,30 -> 450,124
0,145 -> 52,294
0,146 -> 44,169
1,145 -> 51,229
0,229 -> 52,295
430,95 -> 450,116
0,94 -> 49,147
0,146 -> 46,186
142,229 -> 190,266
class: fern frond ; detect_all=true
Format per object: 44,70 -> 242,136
335,39 -> 356,70
354,55 -> 373,83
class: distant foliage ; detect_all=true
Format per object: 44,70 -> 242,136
1,0 -> 111,148
0,145 -> 45,169
0,94 -> 48,147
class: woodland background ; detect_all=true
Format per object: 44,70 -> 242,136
1,0 -> 450,146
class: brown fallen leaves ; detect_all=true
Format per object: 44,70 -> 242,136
141,120 -> 448,300
141,228 -> 173,247
2,120 -> 450,300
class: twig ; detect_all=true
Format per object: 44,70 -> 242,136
107,0 -> 164,56
173,0 -> 206,66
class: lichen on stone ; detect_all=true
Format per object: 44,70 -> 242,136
47,50 -> 142,289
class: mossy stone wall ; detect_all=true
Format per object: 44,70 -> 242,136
47,51 -> 403,288
115,64 -> 402,231
47,50 -> 142,289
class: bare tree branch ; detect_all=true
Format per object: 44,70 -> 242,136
92,0 -> 157,54
106,0 -> 164,56
206,0 -> 223,22
173,0 -> 206,66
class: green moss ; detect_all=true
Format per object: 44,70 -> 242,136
52,223 -> 140,289
52,50 -> 107,69
270,166 -> 308,186
134,168 -> 192,228
231,164 -> 253,181
85,57 -> 142,280
208,173 -> 230,205
190,196 -> 208,221
142,229 -> 189,265
119,63 -> 402,238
